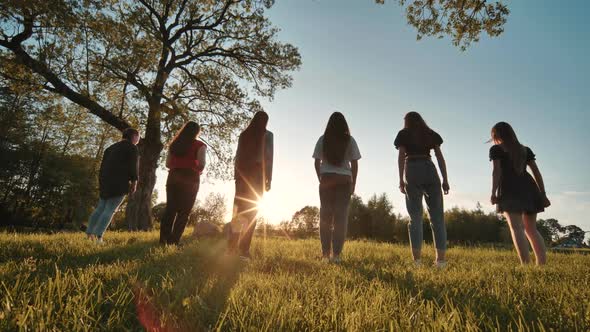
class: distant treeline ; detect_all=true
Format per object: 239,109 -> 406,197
266,194 -> 588,247
1,88 -> 587,246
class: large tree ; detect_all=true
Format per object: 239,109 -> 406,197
0,0 -> 509,230
0,0 -> 301,229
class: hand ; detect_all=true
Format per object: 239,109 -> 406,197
442,181 -> 450,195
265,181 -> 271,192
490,193 -> 498,205
541,193 -> 551,208
351,181 -> 356,195
129,182 -> 137,195
399,180 -> 406,194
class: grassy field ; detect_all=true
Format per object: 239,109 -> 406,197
1,231 -> 589,331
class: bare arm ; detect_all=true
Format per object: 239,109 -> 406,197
491,159 -> 501,204
166,151 -> 172,168
397,146 -> 407,194
433,146 -> 450,194
527,160 -> 546,193
314,159 -> 321,182
528,160 -> 551,207
351,160 -> 358,194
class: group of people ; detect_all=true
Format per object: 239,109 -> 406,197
86,110 -> 551,266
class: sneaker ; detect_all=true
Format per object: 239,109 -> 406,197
320,255 -> 331,263
413,259 -> 422,267
95,237 -> 104,245
239,254 -> 251,262
330,256 -> 342,264
434,261 -> 447,269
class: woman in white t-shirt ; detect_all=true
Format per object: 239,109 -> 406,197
313,112 -> 361,263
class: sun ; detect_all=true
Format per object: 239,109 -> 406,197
255,192 -> 279,223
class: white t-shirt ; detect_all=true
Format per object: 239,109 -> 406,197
312,135 -> 361,176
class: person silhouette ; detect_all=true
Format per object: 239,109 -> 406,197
489,122 -> 550,265
394,112 -> 449,267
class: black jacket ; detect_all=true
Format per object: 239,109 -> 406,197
99,140 -> 139,199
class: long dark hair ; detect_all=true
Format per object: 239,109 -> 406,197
323,112 -> 351,165
491,122 -> 526,174
169,121 -> 200,156
404,111 -> 436,148
237,111 -> 269,168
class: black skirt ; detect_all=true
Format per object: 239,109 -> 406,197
497,172 -> 545,214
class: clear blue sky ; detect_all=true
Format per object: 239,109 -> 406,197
157,0 -> 590,232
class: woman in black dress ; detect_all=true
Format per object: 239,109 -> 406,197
489,122 -> 551,265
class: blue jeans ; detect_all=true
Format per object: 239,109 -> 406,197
404,159 -> 447,251
86,195 -> 125,238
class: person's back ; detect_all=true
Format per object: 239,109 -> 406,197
228,111 -> 273,260
87,128 -> 139,243
489,122 -> 550,265
394,112 -> 449,267
160,121 -> 207,246
99,140 -> 139,199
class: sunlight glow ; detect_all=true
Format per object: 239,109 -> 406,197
255,191 -> 283,224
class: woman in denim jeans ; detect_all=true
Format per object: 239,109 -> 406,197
394,112 -> 449,267
313,112 -> 361,263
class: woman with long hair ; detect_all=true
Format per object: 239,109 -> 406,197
489,122 -> 550,265
160,121 -> 207,245
394,111 -> 449,267
313,112 -> 361,263
228,111 -> 274,260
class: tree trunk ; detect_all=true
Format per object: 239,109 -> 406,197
125,101 -> 163,231
125,141 -> 161,230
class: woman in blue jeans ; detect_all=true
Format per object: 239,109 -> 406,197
313,112 -> 361,263
394,112 -> 449,267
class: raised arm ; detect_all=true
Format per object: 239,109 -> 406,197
433,146 -> 450,194
398,146 -> 406,194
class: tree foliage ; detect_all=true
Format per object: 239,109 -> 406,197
283,205 -> 319,238
0,0 -> 302,230
377,0 -> 510,50
0,87 -> 119,229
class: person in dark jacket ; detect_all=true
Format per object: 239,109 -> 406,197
86,128 -> 139,242
160,121 -> 207,245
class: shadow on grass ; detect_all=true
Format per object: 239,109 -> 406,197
1,234 -> 245,331
132,238 -> 245,330
340,261 -> 564,330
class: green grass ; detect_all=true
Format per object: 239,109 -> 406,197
1,231 -> 589,331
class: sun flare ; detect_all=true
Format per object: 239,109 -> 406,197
255,192 -> 279,223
